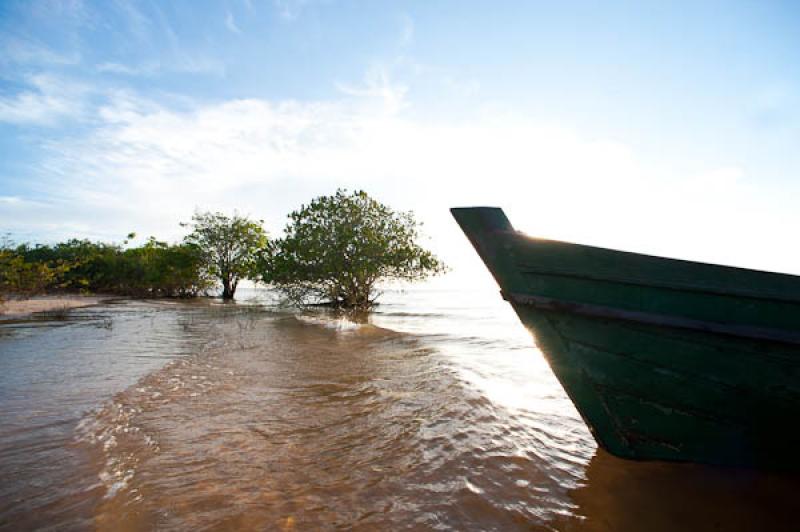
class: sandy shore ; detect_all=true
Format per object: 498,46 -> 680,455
0,295 -> 106,318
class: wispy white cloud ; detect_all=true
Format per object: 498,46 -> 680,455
0,196 -> 71,242
335,67 -> 408,114
96,56 -> 223,77
225,11 -> 242,34
112,0 -> 153,42
0,196 -> 48,208
153,5 -> 226,76
28,0 -> 94,27
97,1 -> 225,76
0,74 -> 89,126
274,0 -> 309,21
1,37 -> 81,66
96,61 -> 159,76
172,55 -> 226,76
9,79 -> 797,276
399,14 -> 414,47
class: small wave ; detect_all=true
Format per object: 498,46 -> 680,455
295,314 -> 363,331
74,398 -> 157,501
373,311 -> 450,318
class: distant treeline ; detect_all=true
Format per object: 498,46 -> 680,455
1,237 -> 213,300
1,190 -> 445,310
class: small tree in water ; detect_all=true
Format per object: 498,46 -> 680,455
263,190 -> 445,311
182,212 -> 268,300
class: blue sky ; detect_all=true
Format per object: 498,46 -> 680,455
1,0 -> 799,278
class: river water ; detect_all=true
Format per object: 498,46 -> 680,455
0,286 -> 798,531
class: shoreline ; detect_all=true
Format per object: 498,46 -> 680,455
0,294 -> 108,319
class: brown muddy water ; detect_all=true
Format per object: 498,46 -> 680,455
1,287 -> 798,531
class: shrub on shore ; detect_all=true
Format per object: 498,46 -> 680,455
262,189 -> 445,311
0,247 -> 71,301
182,212 -> 268,300
5,238 -> 213,299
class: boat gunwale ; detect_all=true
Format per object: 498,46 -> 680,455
505,291 -> 800,346
517,266 -> 800,305
480,226 -> 800,304
508,229 -> 800,283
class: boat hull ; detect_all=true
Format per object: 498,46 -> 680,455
452,207 -> 800,468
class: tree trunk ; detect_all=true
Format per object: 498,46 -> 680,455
222,277 -> 235,300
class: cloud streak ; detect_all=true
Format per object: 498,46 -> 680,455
225,11 -> 242,34
0,74 -> 89,125
273,0 -> 309,21
1,37 -> 81,66
4,80 -> 798,279
96,61 -> 159,76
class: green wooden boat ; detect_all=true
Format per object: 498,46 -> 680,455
452,207 -> 800,469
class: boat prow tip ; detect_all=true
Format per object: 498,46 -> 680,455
450,206 -> 514,233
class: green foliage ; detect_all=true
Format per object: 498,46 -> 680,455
182,211 -> 268,300
0,248 -> 71,300
3,195 -> 444,308
263,189 -> 445,310
10,238 -> 212,298
19,239 -> 115,292
114,238 -> 215,297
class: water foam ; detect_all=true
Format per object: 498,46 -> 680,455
295,314 -> 362,331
